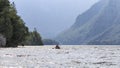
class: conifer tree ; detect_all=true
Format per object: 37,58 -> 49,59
0,0 -> 43,47
0,0 -> 29,47
32,28 -> 43,45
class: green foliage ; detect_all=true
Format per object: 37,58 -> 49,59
0,0 -> 43,47
0,0 -> 29,47
0,0 -> 10,12
24,28 -> 43,45
0,0 -> 12,40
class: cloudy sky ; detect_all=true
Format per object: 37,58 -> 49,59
10,0 -> 99,38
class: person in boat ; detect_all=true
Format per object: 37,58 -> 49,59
21,44 -> 24,47
55,44 -> 60,49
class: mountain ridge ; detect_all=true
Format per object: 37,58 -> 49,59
55,0 -> 120,45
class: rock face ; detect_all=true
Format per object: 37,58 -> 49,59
0,34 -> 6,47
56,0 -> 120,45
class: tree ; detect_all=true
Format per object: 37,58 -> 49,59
32,28 -> 43,45
0,0 -> 13,46
24,28 -> 43,45
0,0 -> 29,47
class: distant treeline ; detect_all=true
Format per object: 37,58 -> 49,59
0,0 -> 43,47
24,28 -> 43,45
42,39 -> 59,45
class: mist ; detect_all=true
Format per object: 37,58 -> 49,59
10,0 -> 99,38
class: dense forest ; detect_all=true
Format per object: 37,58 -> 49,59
0,0 -> 43,47
24,28 -> 43,45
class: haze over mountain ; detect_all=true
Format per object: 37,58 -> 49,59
10,0 -> 98,38
56,0 -> 120,45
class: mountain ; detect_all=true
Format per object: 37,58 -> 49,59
55,0 -> 120,45
10,0 -> 98,38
